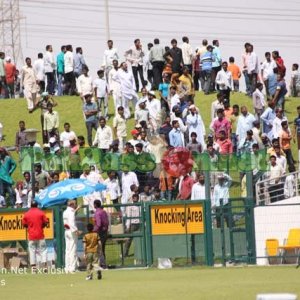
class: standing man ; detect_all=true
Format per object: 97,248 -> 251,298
113,62 -> 138,119
113,106 -> 127,150
15,120 -> 27,153
22,201 -> 48,270
56,45 -> 66,96
0,52 -> 5,98
125,39 -> 146,92
74,47 -> 86,78
169,120 -> 184,147
191,173 -> 206,200
144,43 -> 154,89
44,45 -> 56,95
64,45 -> 75,95
200,45 -> 214,95
33,53 -> 45,94
272,73 -> 287,110
43,103 -> 59,142
272,51 -> 286,78
216,61 -> 232,102
211,40 -> 222,92
149,38 -> 165,90
92,117 -> 113,153
93,69 -> 108,119
4,57 -> 16,98
63,200 -> 81,273
260,52 -> 276,97
181,36 -> 193,75
0,147 -> 16,207
212,173 -> 232,228
247,44 -> 259,96
77,65 -> 93,101
93,200 -> 109,269
21,57 -> 38,113
83,94 -> 98,146
109,60 -> 122,113
102,40 -> 119,82
164,39 -> 183,75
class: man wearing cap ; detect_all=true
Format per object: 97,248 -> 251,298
93,117 -> 113,153
63,200 -> 82,273
22,201 -> 48,270
83,94 -> 98,146
4,56 -> 16,98
212,173 -> 232,228
128,129 -> 140,148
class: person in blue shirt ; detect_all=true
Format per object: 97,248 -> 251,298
158,73 -> 170,113
211,39 -> 222,92
83,94 -> 98,146
267,68 -> 278,98
74,47 -> 86,78
56,45 -> 66,96
200,45 -> 215,95
169,120 -> 184,147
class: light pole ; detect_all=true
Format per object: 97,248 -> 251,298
23,129 -> 39,199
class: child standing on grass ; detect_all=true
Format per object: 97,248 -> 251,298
83,223 -> 102,281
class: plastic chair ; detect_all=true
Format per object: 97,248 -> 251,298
278,228 -> 300,264
265,239 -> 279,265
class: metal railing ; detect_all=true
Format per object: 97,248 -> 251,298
255,170 -> 300,205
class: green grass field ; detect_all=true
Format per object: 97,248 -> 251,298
1,266 -> 299,299
1,92 -> 299,183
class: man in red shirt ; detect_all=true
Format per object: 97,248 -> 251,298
4,57 -> 16,99
22,201 -> 48,269
216,130 -> 233,154
177,174 -> 195,200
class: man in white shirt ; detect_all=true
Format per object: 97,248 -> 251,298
146,91 -> 161,132
272,107 -> 287,139
60,122 -> 77,148
63,200 -> 81,273
124,38 -> 146,92
93,117 -> 113,152
21,57 -> 38,112
247,44 -> 259,96
121,169 -> 139,209
77,65 -> 93,101
113,62 -> 138,119
191,173 -> 206,200
104,171 -> 121,205
252,82 -> 265,121
44,45 -> 56,95
267,155 -> 284,203
64,44 -> 75,95
108,59 -> 122,114
144,43 -> 154,90
93,69 -> 108,118
181,36 -> 193,75
261,52 -> 276,97
211,93 -> 224,122
216,61 -> 232,102
102,40 -> 119,82
33,53 -> 45,94
113,106 -> 127,150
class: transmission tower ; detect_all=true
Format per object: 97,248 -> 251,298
0,0 -> 23,66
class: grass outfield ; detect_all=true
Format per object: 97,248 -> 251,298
0,266 -> 299,299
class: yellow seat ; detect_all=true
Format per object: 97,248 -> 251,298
266,239 -> 279,264
278,228 -> 300,264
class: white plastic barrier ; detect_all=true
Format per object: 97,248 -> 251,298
257,294 -> 297,300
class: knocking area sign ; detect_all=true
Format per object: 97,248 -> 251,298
151,203 -> 204,235
0,210 -> 54,241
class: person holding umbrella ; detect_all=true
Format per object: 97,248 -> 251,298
63,199 -> 82,273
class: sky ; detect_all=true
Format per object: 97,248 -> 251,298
17,0 -> 300,89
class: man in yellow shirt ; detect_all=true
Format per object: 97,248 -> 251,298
179,66 -> 194,101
